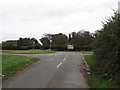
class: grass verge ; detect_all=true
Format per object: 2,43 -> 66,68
82,51 -> 93,54
0,55 -> 2,74
2,54 -> 38,74
1,49 -> 56,54
84,54 -> 120,88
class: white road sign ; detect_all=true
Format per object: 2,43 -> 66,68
49,40 -> 52,42
67,45 -> 74,50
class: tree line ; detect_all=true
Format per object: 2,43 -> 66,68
40,31 -> 93,51
2,31 -> 94,51
2,38 -> 41,50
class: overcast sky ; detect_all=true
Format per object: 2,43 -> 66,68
0,0 -> 119,42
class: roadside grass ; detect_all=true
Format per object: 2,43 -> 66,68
84,55 -> 120,88
59,51 -> 81,52
84,55 -> 96,66
82,51 -> 93,54
1,49 -> 56,54
0,55 -> 2,74
59,50 -> 93,53
2,54 -> 38,74
90,75 -> 120,88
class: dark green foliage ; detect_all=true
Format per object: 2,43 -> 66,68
40,31 -> 93,51
17,38 -> 31,46
42,45 -> 92,51
2,38 -> 41,50
40,37 -> 50,46
2,40 -> 17,47
40,33 -> 68,46
69,31 -> 93,50
40,33 -> 68,50
85,55 -> 120,88
42,45 -> 66,51
51,33 -> 68,45
2,46 -> 42,50
93,12 -> 119,84
74,45 -> 92,51
51,45 -> 67,51
17,37 -> 40,47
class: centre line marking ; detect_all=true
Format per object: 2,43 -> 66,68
57,53 -> 70,68
63,53 -> 69,61
63,58 -> 66,61
57,62 -> 63,68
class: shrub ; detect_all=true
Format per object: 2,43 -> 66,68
93,12 -> 119,83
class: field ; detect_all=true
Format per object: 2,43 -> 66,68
1,49 -> 56,54
2,54 -> 38,74
84,53 -> 120,88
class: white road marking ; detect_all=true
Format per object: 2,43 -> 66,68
63,53 -> 69,61
57,53 -> 70,68
63,58 -> 66,61
57,62 -> 63,68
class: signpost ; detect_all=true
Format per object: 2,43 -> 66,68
49,39 -> 52,50
67,45 -> 74,51
48,36 -> 52,50
33,41 -> 35,49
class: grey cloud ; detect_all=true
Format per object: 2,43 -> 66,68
0,0 -> 119,42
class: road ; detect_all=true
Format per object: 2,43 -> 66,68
3,52 -> 89,88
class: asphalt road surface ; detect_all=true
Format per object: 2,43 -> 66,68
3,52 -> 90,88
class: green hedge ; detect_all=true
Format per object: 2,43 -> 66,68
2,45 -> 92,51
43,45 -> 92,51
74,45 -> 92,51
2,45 -> 42,50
